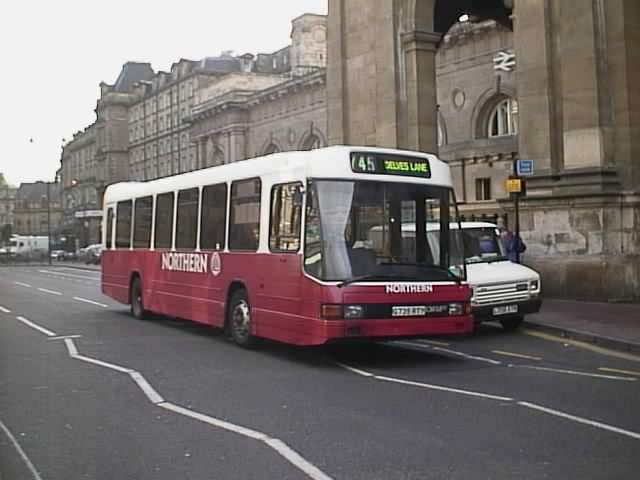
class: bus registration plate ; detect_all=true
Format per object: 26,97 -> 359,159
492,305 -> 519,316
392,306 -> 427,318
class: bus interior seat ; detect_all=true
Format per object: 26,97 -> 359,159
348,248 -> 378,276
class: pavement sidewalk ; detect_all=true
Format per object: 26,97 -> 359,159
526,299 -> 640,354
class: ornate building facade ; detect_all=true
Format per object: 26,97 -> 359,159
13,182 -> 63,237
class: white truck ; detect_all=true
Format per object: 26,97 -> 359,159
6,235 -> 50,259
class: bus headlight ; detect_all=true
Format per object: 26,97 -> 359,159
530,280 -> 540,293
448,303 -> 464,316
344,305 -> 364,319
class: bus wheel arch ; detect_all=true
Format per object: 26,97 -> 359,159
129,272 -> 148,320
225,282 -> 256,348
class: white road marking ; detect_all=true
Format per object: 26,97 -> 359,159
431,346 -> 503,365
64,338 -> 79,356
38,269 -> 99,281
375,375 -> 514,402
128,371 -> 165,404
518,402 -> 640,440
71,355 -> 133,374
159,402 -> 333,480
15,282 -> 32,288
336,362 -> 513,401
37,288 -> 62,296
72,297 -> 109,308
334,362 -> 374,377
510,364 -> 637,382
492,350 -> 542,361
0,418 -> 44,480
49,335 -> 82,341
598,367 -> 640,377
16,316 -> 56,337
0,305 -> 11,313
393,341 -> 502,365
417,339 -> 451,347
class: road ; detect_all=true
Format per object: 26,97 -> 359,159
1,266 -> 638,480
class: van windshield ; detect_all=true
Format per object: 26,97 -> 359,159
427,227 -> 507,264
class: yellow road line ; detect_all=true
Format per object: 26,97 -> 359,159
417,339 -> 451,347
492,350 -> 542,361
598,367 -> 640,377
524,329 -> 640,363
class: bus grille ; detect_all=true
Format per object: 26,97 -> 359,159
473,282 -> 530,306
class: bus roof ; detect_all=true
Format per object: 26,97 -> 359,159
103,146 -> 452,205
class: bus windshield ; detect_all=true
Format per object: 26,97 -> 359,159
304,180 -> 464,283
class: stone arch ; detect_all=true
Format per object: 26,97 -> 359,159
470,86 -> 517,139
261,138 -> 282,155
299,127 -> 327,151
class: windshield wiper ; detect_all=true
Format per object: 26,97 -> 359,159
379,262 -> 462,285
337,274 -> 410,288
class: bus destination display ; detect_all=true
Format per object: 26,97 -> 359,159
350,152 -> 431,178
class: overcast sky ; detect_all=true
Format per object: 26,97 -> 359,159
0,0 -> 328,186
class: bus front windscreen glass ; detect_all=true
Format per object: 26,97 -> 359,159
304,180 -> 464,283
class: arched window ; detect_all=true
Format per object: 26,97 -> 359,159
488,98 -> 518,138
264,143 -> 280,155
302,134 -> 322,151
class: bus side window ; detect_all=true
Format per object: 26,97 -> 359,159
230,178 -> 261,251
176,188 -> 199,250
201,183 -> 227,250
106,208 -> 114,249
115,200 -> 133,249
133,196 -> 153,249
270,182 -> 302,253
154,192 -> 175,249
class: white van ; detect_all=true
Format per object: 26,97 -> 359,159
368,222 -> 542,330
429,222 -> 542,330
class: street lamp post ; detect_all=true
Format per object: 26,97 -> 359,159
44,183 -> 52,265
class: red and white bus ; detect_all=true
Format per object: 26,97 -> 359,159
101,146 -> 473,347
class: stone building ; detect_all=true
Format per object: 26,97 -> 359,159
13,182 -> 63,236
328,0 -> 640,302
0,185 -> 17,240
59,125 -> 101,246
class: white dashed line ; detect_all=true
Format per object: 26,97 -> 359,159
64,338 -> 79,356
73,297 -> 109,308
15,316 -> 56,337
0,305 -> 11,313
0,419 -> 44,480
38,269 -> 99,282
334,362 -> 374,377
518,402 -> 640,440
38,288 -> 62,296
509,364 -> 637,382
15,282 -> 32,288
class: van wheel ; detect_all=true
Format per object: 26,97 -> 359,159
228,289 -> 256,348
130,277 -> 148,320
500,315 -> 524,331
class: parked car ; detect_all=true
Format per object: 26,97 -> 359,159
85,244 -> 103,265
50,250 -> 65,261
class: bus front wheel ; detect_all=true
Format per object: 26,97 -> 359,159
130,276 -> 148,320
228,289 -> 256,349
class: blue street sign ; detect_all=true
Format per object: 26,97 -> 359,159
517,159 -> 534,176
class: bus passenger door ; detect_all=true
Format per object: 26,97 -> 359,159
257,183 -> 304,342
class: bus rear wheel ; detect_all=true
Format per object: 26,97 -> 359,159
130,277 -> 148,320
228,289 -> 256,349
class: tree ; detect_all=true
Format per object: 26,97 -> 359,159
0,173 -> 6,186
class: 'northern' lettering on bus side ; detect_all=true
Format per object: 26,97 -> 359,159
161,253 -> 209,273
